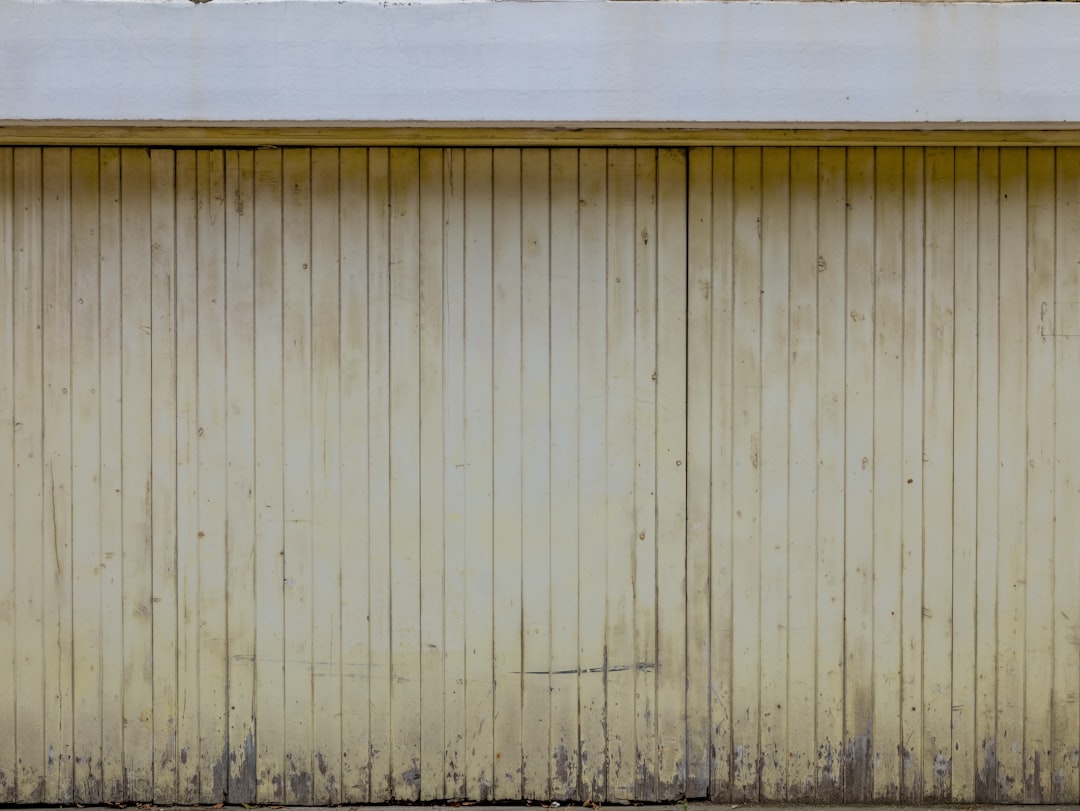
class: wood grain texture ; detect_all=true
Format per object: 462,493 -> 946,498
0,145 -> 1077,805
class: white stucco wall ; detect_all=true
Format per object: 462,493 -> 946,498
1,0 -> 1079,128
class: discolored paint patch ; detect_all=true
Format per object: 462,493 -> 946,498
817,739 -> 842,801
843,727 -> 872,802
930,749 -> 951,799
975,736 -> 998,802
1025,748 -> 1047,803
230,729 -> 257,802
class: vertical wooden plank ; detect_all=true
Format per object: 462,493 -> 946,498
605,148 -> 636,802
786,146 -> 818,802
338,148 -> 371,803
148,149 -> 178,804
41,147 -> 74,805
815,147 -> 846,803
1052,146 -> 1080,804
226,149 -> 258,803
577,147 -> 607,803
731,146 -> 762,803
491,148 -> 523,800
632,148 -> 659,803
871,147 -> 904,802
194,149 -> 229,802
759,147 -> 790,801
519,148 -> 552,801
1024,146 -> 1055,803
843,146 -> 874,804
705,147 -> 735,803
98,148 -> 124,802
548,147 -> 580,801
417,148 -> 447,801
463,147 -> 495,802
252,148 -> 286,804
996,147 -> 1027,803
0,147 -> 14,804
655,147 -> 687,799
70,147 -> 102,803
174,150 -> 201,805
974,147 -> 1000,804
12,147 -> 44,804
442,147 -> 468,801
310,148 -> 342,804
951,146 -> 980,802
923,146 -> 955,802
281,148 -> 314,805
900,147 -> 926,802
686,147 -> 713,801
389,147 -> 422,801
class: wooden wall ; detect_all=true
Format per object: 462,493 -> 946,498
0,145 -> 1078,805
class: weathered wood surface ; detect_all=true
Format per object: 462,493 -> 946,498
0,147 -> 1077,804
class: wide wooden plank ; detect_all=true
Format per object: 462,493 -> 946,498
281,148 -> 314,804
491,148 -> 524,800
1053,147 -> 1080,803
655,148 -> 687,800
252,148 -> 287,803
148,149 -> 178,804
730,146 -> 763,803
225,149 -> 258,802
548,147 -> 580,801
463,147 -> 496,802
758,147 -> 790,801
389,147 -> 422,801
576,147 -> 607,803
173,150 -> 201,805
685,146 -> 713,800
973,147 -> 1001,803
815,147 -> 846,803
786,146 -> 818,802
417,147 -> 447,801
519,148 -> 552,801
951,146 -> 980,802
871,146 -> 904,802
1024,147 -> 1055,803
842,146 -> 874,804
996,147 -> 1027,803
0,147 -> 14,804
899,147 -> 926,802
70,147 -> 102,803
632,148 -> 660,802
441,147 -> 468,801
309,147 -> 342,805
338,147 -> 371,803
41,148 -> 74,804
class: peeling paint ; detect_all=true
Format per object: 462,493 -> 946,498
975,736 -> 998,802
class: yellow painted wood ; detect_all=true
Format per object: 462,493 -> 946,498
996,147 -> 1028,803
759,147 -> 790,801
41,147 -> 74,805
632,148 -> 660,802
786,146 -> 818,802
547,147 -> 580,801
1024,147 -> 1055,804
0,147 -> 14,805
4,144 -> 1080,807
951,146 -> 979,803
252,147 -> 287,804
417,147 -> 447,801
814,147 -> 846,803
70,147 -> 102,803
577,147 -> 608,803
225,149 -> 258,803
519,148 -> 552,801
491,148 -> 523,800
1053,147 -> 1080,803
389,146 -> 423,802
148,148 -> 178,803
870,146 -> 903,802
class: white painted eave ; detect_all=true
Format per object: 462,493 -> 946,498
1,0 -> 1079,129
